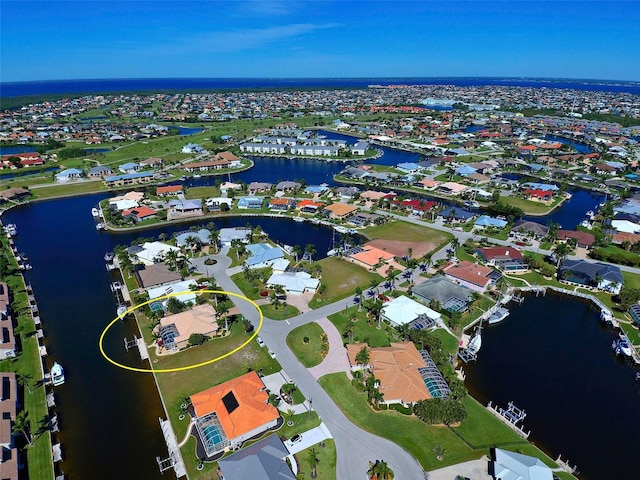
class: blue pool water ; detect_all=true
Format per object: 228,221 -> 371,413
203,424 -> 224,446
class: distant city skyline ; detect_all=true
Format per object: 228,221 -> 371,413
2,1 -> 639,83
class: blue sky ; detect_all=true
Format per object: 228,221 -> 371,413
2,1 -> 639,82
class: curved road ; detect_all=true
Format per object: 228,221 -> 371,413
197,249 -> 426,480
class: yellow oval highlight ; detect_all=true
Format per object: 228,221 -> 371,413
99,290 -> 263,373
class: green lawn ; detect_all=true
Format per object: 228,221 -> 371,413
623,271 -> 640,290
311,257 -> 382,309
260,303 -> 300,320
362,219 -> 452,248
286,322 -> 327,367
184,186 -> 221,199
295,439 -> 337,480
500,196 -> 560,215
328,309 -> 396,347
431,329 -> 460,355
31,180 -> 108,198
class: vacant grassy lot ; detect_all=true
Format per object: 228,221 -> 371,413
31,180 -> 108,198
287,322 -> 328,367
362,219 -> 452,247
500,196 -> 562,215
295,439 -> 337,480
311,257 -> 382,309
328,309 -> 396,347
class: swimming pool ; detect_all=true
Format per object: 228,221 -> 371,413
203,424 -> 224,447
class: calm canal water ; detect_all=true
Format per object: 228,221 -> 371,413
464,292 -> 640,480
2,193 -> 336,479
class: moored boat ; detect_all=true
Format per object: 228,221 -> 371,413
91,207 -> 100,217
51,362 -> 65,386
96,222 -> 107,231
117,305 -> 127,317
104,251 -> 114,262
488,307 -> 509,324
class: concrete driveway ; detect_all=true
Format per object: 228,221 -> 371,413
284,422 -> 333,455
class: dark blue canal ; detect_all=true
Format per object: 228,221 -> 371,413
464,292 -> 640,480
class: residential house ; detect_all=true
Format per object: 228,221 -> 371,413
512,220 -> 549,239
137,262 -> 182,289
351,140 -> 369,155
324,202 -> 358,220
347,246 -> 395,270
205,197 -> 233,211
267,198 -> 295,212
219,228 -> 252,246
474,215 -> 508,229
104,171 -> 155,188
168,199 -> 203,220
245,243 -> 285,269
438,206 -> 475,223
381,295 -> 441,330
492,448 -> 553,480
0,187 -> 31,203
348,212 -> 381,227
0,371 -> 18,480
346,342 -> 450,404
237,196 -> 264,210
275,181 -> 301,192
148,279 -> 198,305
157,304 -> 219,351
296,199 -> 323,214
611,213 -> 640,234
443,261 -> 500,293
119,162 -> 141,174
217,435 -> 295,480
135,241 -> 181,266
629,304 -> 640,328
438,182 -> 468,196
184,159 -> 230,172
87,165 -> 114,178
475,247 -> 528,272
121,206 -> 157,223
247,182 -> 273,195
524,189 -> 553,202
559,259 -> 624,293
175,229 -> 211,247
156,185 -> 183,197
181,143 -> 205,154
55,168 -> 83,182
266,272 -> 320,295
190,371 -> 280,456
557,229 -> 595,249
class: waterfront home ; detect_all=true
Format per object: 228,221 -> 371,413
119,162 -> 141,174
0,282 -> 9,319
521,182 -> 560,192
511,220 -> 550,239
304,184 -> 330,195
0,187 -> 31,203
558,259 -> 624,294
135,241 -> 181,266
0,371 -> 18,479
137,262 -> 182,289
438,206 -> 475,223
475,246 -> 528,272
524,188 -> 554,202
157,304 -> 219,352
121,206 -> 157,223
205,197 -> 233,211
267,197 -> 295,212
109,197 -> 139,211
290,144 -> 339,156
266,271 -> 320,295
324,202 -> 358,220
55,168 -> 83,182
87,165 -> 114,178
183,159 -> 230,172
217,434 -> 295,480
346,342 -> 450,404
240,142 -> 286,154
381,295 -> 441,329
347,246 -> 395,270
351,140 -> 369,155
334,186 -> 360,201
175,229 -> 211,247
156,185 -> 183,196
148,279 -> 198,305
443,261 -> 500,293
296,199 -> 323,214
245,243 -> 285,269
474,215 -> 508,229
557,229 -> 595,249
438,181 -> 468,196
190,371 -> 280,456
348,212 -> 381,227
629,304 -> 640,328
610,213 -> 640,234
167,199 -> 203,220
492,448 -> 553,480
219,228 -> 252,246
276,181 -> 301,192
455,164 -> 478,176
104,171 -> 155,188
236,196 -> 264,210
247,182 -> 273,195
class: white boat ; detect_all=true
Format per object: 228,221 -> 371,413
110,281 -> 122,292
51,362 -> 65,386
617,334 -> 632,357
96,222 -> 107,231
467,331 -> 482,355
293,217 -> 305,223
91,207 -> 100,217
488,307 -> 509,324
334,225 -> 348,234
117,305 -> 127,317
5,224 -> 17,236
104,251 -> 114,262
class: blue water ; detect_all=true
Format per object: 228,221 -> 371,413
3,77 -> 640,98
167,125 -> 204,136
524,188 -> 605,229
0,166 -> 59,180
464,125 -> 488,133
0,145 -> 37,155
84,148 -> 110,154
203,424 -> 224,446
545,134 -> 593,154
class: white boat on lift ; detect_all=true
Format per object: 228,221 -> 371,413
51,362 -> 65,386
91,207 -> 100,217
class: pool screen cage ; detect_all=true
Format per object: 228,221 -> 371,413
195,413 -> 230,456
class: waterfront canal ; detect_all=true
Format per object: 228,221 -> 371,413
2,193 -> 336,479
463,291 -> 640,480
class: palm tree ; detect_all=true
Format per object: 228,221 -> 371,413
308,447 -> 320,478
367,460 -> 395,480
12,410 -> 32,446
450,237 -> 460,254
292,244 -> 302,262
304,244 -> 317,262
552,242 -> 571,268
355,287 -> 363,312
184,235 -> 200,256
16,372 -> 34,395
208,230 -> 220,253
355,345 -> 369,366
164,249 -> 179,271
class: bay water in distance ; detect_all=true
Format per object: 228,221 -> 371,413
463,291 -> 640,480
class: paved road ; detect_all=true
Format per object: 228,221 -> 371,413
200,248 -> 426,480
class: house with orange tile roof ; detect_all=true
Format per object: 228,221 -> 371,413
121,206 -> 158,223
346,342 -> 450,405
443,260 -> 499,292
190,371 -> 280,456
268,197 -> 295,211
157,304 -> 220,352
323,202 -> 358,219
347,246 -> 395,270
296,199 -> 323,213
156,185 -> 183,196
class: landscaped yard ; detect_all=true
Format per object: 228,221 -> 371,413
431,328 -> 460,354
328,309 -> 397,347
286,322 -> 327,367
295,439 -> 337,480
311,257 -> 382,309
260,303 -> 299,320
500,195 -> 563,215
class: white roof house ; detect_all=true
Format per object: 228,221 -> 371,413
492,448 -> 553,480
381,295 -> 441,327
109,199 -> 139,211
219,228 -> 252,246
148,279 -> 198,304
267,272 -> 320,295
136,241 -> 181,265
611,219 -> 640,234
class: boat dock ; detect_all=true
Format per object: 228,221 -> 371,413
156,418 -> 187,478
124,336 -> 149,361
487,401 -> 530,438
